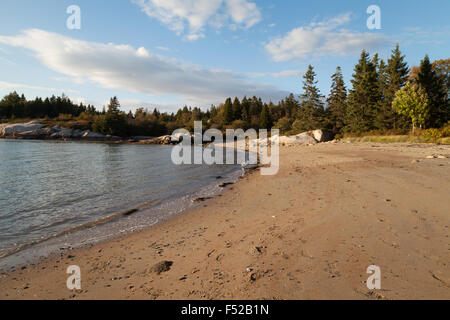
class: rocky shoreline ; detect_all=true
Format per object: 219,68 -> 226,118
0,121 -> 123,142
0,121 -> 193,144
0,121 -> 336,146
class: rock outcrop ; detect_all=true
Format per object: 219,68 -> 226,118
218,129 -> 334,150
0,121 -> 121,141
140,135 -> 173,145
311,129 -> 334,143
139,133 -> 194,145
0,121 -> 46,137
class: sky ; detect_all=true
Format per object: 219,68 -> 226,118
0,0 -> 449,113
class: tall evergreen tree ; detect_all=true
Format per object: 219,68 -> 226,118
346,50 -> 381,132
378,44 -> 410,129
432,59 -> 450,96
94,97 -> 128,136
259,104 -> 273,130
107,96 -> 121,114
433,59 -> 450,123
326,67 -> 347,133
240,96 -> 250,124
284,93 -> 298,118
232,97 -> 242,121
296,65 -> 325,131
222,97 -> 234,125
416,55 -> 448,127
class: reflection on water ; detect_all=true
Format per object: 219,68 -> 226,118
0,140 -> 240,257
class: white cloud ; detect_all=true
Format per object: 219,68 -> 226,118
248,70 -> 301,78
0,29 -> 287,107
265,13 -> 391,62
133,0 -> 262,40
0,80 -> 79,94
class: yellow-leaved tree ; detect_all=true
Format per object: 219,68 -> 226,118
392,82 -> 430,133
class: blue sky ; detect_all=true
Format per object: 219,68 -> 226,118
0,0 -> 449,113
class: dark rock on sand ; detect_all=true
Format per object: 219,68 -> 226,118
219,182 -> 234,188
149,261 -> 173,275
193,197 -> 213,203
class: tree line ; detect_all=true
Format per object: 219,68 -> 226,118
1,45 -> 448,137
0,93 -> 96,120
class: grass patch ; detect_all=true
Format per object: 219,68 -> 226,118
342,135 -> 450,145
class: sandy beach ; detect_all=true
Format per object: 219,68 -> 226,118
0,142 -> 449,300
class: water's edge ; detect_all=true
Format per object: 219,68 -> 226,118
0,142 -> 255,273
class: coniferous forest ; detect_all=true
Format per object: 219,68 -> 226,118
1,46 -> 449,139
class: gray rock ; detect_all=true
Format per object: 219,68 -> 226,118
141,135 -> 173,145
81,131 -> 106,140
50,126 -> 61,133
171,132 -> 192,143
105,135 -> 121,141
311,129 -> 334,142
71,129 -> 83,138
16,128 -> 52,139
60,128 -> 74,138
295,132 -> 319,144
1,121 -> 46,137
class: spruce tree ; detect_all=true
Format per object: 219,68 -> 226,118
432,59 -> 450,95
232,97 -> 242,121
284,93 -> 298,119
378,44 -> 410,129
259,104 -> 273,130
416,55 -> 448,127
433,59 -> 450,124
222,97 -> 234,125
326,66 -> 347,133
241,96 -> 250,125
107,96 -> 121,114
346,50 -> 381,132
296,65 -> 325,131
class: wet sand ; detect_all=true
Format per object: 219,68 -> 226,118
1,142 -> 449,300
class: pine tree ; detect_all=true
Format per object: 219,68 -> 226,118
107,96 -> 121,114
284,93 -> 298,119
378,44 -> 410,129
232,97 -> 242,121
433,59 -> 450,123
259,104 -> 273,130
326,66 -> 347,133
296,65 -> 325,131
346,50 -> 381,132
241,96 -> 250,124
432,59 -> 450,95
416,55 -> 448,127
222,97 -> 234,125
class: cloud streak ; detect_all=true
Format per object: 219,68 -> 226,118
0,81 -> 79,94
248,70 -> 301,78
265,13 -> 391,62
133,0 -> 261,41
0,29 -> 287,107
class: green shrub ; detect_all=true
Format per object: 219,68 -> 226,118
421,129 -> 442,142
273,118 -> 293,134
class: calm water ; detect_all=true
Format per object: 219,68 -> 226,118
0,140 -> 242,268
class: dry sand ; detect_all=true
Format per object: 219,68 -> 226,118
0,142 -> 449,300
